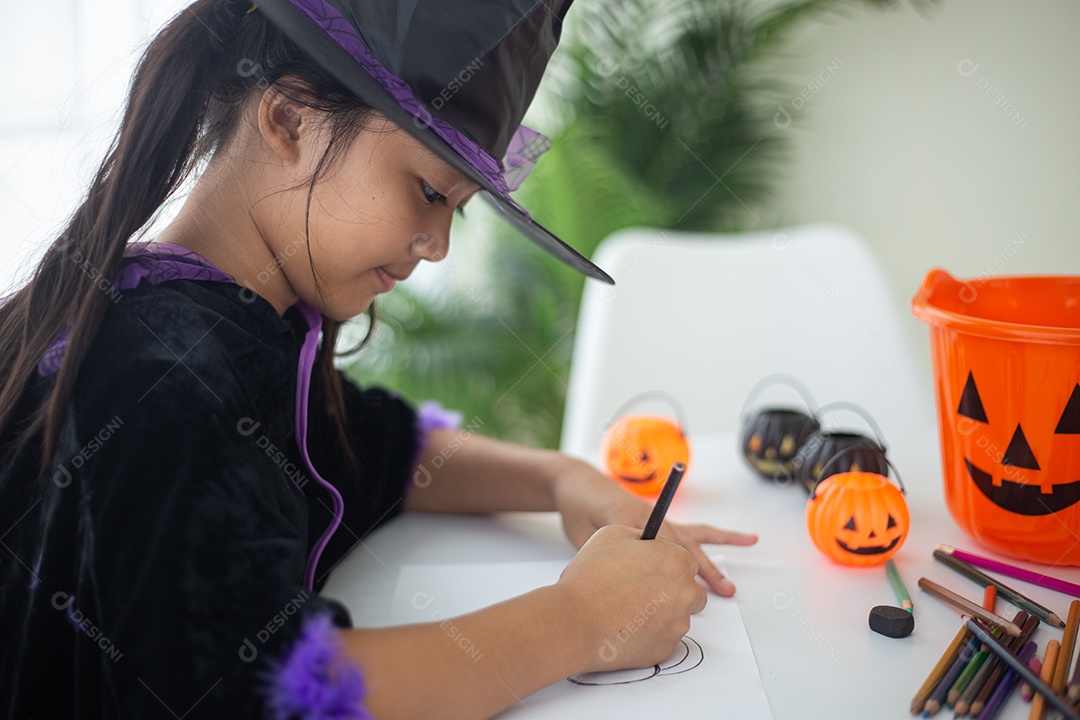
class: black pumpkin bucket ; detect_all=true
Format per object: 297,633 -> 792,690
739,375 -> 821,487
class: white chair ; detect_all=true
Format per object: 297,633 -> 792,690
559,223 -> 933,462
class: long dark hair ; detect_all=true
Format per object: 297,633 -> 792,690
0,0 -> 374,481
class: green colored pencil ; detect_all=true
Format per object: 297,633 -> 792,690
885,559 -> 912,613
947,647 -> 987,706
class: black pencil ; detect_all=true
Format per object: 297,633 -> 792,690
640,462 -> 686,540
954,610 -> 1028,715
933,548 -> 1065,627
970,614 -> 1038,715
964,617 -> 1080,720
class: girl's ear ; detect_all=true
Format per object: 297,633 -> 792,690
256,81 -> 314,165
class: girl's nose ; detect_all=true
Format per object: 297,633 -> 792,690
411,231 -> 449,262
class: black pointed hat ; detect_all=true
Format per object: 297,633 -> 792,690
255,0 -> 613,284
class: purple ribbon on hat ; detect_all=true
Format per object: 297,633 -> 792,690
503,125 -> 552,192
39,242 -> 342,594
287,0 -> 548,194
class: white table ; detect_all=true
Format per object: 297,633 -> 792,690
324,428 -> 1080,719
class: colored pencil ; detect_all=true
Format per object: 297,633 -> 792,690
911,624 -> 973,714
924,634 -> 980,715
639,462 -> 685,540
1070,632 -> 1080,701
938,545 -> 1080,598
1067,634 -> 1075,699
1052,600 -> 1080,696
949,587 -> 1001,706
971,615 -> 1039,715
1028,640 -> 1059,720
950,646 -> 989,707
955,611 -> 1028,716
918,578 -> 1022,637
965,617 -> 1080,720
933,548 -> 1065,627
1020,657 -> 1042,702
977,640 -> 1037,720
888,558 -> 913,613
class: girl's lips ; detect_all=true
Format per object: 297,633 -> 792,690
375,267 -> 397,292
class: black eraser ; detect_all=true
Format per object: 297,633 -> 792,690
869,604 -> 915,638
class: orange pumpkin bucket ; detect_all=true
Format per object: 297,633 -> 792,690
600,414 -> 690,497
600,393 -> 692,497
912,268 -> 1080,565
806,469 -> 909,566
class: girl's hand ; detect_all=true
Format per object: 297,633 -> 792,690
551,456 -> 758,597
556,524 -> 708,674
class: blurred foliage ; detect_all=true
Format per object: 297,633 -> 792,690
342,0 -> 933,448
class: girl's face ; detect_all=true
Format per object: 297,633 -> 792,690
254,97 -> 479,322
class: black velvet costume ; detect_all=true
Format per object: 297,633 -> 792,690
0,258 -> 422,718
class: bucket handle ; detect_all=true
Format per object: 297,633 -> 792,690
606,390 -> 689,435
808,444 -> 906,500
738,374 -> 819,421
814,401 -> 888,453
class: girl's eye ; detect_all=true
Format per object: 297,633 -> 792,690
420,180 -> 448,206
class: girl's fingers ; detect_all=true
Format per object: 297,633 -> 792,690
656,525 -> 740,597
683,524 -> 758,547
691,579 -> 709,613
692,549 -> 735,597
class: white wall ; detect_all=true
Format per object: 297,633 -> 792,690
0,1 -> 192,294
763,0 -> 1080,355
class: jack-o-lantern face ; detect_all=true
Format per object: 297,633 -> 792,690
835,513 -> 902,555
740,408 -> 819,483
936,357 -> 1080,565
958,372 -> 1080,516
601,415 -> 690,497
914,268 -> 1080,566
806,472 -> 909,566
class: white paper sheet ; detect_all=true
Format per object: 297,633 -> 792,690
386,558 -> 773,719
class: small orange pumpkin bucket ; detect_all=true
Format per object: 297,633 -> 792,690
599,392 -> 691,498
912,268 -> 1080,565
806,468 -> 909,566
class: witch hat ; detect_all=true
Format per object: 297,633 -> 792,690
255,0 -> 613,283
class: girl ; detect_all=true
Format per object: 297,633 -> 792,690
0,1 -> 757,718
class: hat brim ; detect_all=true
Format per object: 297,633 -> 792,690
256,0 -> 614,285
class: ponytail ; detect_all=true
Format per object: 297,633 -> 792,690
0,0 -> 374,484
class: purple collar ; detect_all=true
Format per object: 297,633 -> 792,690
39,241 -> 343,593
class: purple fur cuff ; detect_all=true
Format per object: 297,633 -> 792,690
412,400 -> 463,468
264,612 -> 371,720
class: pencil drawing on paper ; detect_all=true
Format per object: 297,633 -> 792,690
567,636 -> 704,686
